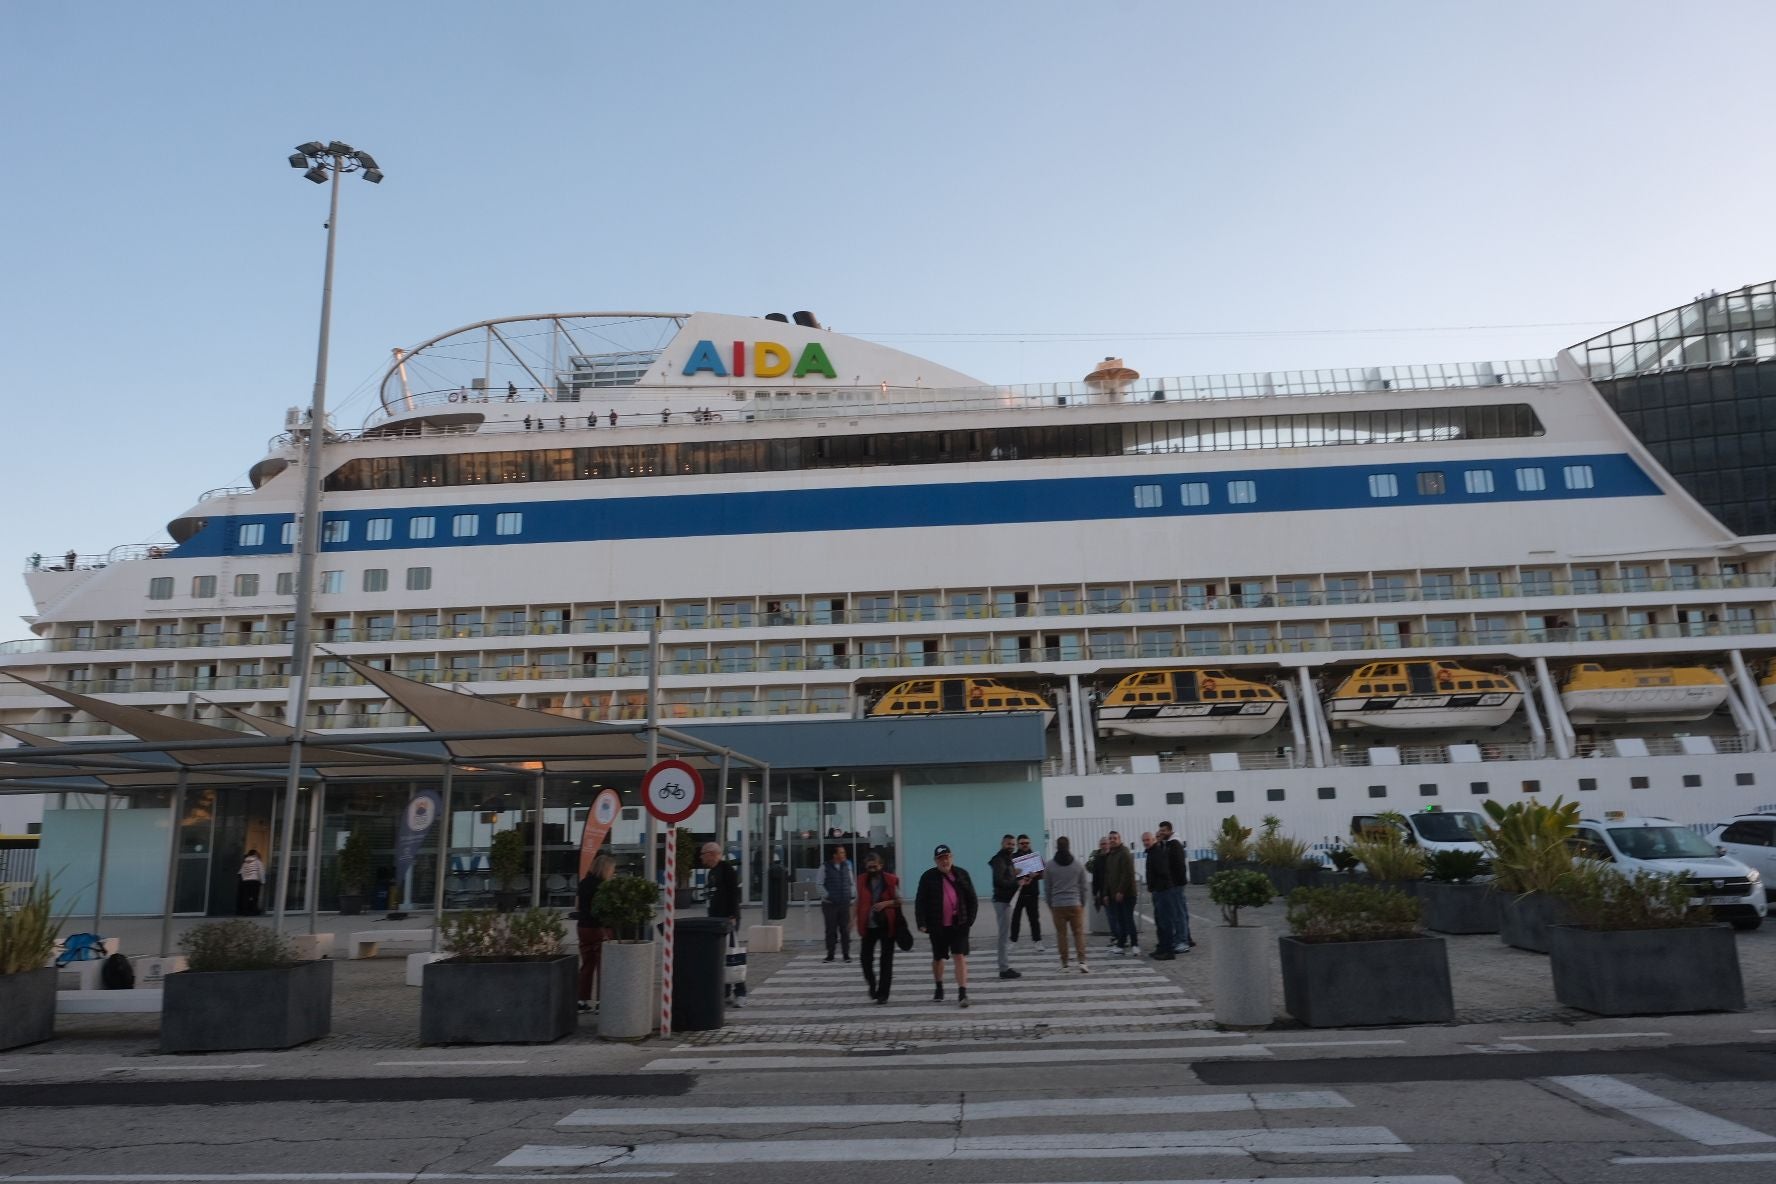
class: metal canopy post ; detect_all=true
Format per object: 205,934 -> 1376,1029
715,751 -> 731,851
159,769 -> 189,957
93,788 -> 114,932
643,615 -> 661,889
304,776 -> 326,933
737,772 -> 751,906
531,771 -> 545,907
432,764 -> 454,952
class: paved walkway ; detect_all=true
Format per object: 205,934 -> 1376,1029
20,888 -> 1776,1061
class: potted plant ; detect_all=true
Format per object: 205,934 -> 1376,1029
1418,849 -> 1499,934
1207,868 -> 1275,1026
162,920 -> 334,1052
1193,815 -> 1253,884
1278,883 -> 1453,1027
1480,796 -> 1580,953
1346,812 -> 1427,894
1254,814 -> 1317,895
0,878 -> 65,1051
1548,861 -> 1743,1015
336,829 -> 372,916
1324,841 -> 1361,880
490,828 -> 527,913
420,907 -> 574,1044
587,874 -> 659,1039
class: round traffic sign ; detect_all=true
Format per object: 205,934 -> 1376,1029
641,758 -> 704,824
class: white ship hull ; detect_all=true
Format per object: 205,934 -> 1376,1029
1561,685 -> 1729,724
1326,692 -> 1522,730
1097,700 -> 1285,739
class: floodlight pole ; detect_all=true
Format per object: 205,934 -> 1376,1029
274,142 -> 378,930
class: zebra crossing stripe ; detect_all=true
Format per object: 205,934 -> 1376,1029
733,999 -> 1199,1022
557,1091 -> 1351,1127
749,982 -> 1187,999
694,1013 -> 1212,1037
642,1044 -> 1270,1070
661,1029 -> 1249,1053
499,1126 -> 1409,1166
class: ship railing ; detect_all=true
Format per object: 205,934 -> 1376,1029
197,486 -> 253,502
19,543 -> 172,575
10,619 -> 1776,678
357,359 -> 1565,434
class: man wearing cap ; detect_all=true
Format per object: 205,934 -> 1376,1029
914,844 -> 978,1008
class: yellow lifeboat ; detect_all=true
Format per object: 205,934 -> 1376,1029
1325,660 -> 1520,730
1561,663 -> 1729,724
1095,668 -> 1285,739
869,677 -> 1054,727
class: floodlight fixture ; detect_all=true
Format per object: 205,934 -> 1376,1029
303,165 -> 328,184
362,168 -> 383,184
326,140 -> 352,155
353,151 -> 379,170
296,141 -> 325,155
288,152 -> 309,169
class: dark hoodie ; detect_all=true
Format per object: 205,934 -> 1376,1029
1044,842 -> 1087,907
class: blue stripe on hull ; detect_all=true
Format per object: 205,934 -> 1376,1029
178,452 -> 1659,558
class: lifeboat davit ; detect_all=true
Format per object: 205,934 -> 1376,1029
869,677 -> 1054,727
1561,663 -> 1730,723
1095,668 -> 1285,739
1325,660 -> 1521,730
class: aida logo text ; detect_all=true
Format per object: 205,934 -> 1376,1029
681,339 -> 837,379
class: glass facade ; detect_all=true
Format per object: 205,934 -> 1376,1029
1575,282 -> 1776,536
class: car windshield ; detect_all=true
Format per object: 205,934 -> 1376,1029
1412,812 -> 1485,843
1607,826 -> 1719,860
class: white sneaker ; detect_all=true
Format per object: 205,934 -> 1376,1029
1034,943 -> 1047,954
1079,964 -> 1091,974
730,995 -> 747,1009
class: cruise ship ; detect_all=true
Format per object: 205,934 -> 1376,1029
5,283 -> 1776,911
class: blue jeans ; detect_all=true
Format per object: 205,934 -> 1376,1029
1106,897 -> 1136,947
1160,885 -> 1191,948
1151,891 -> 1175,953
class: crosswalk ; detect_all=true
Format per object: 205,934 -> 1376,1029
496,1088 -> 1430,1170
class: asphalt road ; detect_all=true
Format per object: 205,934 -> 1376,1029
4,1041 -> 1776,1184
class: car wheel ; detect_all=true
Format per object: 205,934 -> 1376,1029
1731,916 -> 1763,931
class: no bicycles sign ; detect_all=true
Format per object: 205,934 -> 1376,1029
640,758 -> 704,825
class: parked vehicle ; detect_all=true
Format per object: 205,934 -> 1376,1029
1571,816 -> 1766,930
1351,808 -> 1488,858
1705,815 -> 1776,901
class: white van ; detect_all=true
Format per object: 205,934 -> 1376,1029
1350,809 -> 1488,857
1572,816 -> 1766,931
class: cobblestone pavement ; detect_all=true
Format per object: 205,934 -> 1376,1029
19,888 -> 1776,1058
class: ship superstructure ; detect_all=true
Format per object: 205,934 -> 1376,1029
7,285 -> 1776,857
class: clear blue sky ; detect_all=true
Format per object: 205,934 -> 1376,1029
3,1 -> 1773,633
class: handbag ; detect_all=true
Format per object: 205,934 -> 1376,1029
724,930 -> 748,986
892,909 -> 914,952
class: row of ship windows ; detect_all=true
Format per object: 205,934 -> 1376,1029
1060,771 -> 1755,809
152,568 -> 437,600
1128,464 -> 1595,509
237,512 -> 524,549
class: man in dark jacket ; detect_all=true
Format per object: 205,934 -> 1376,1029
986,834 -> 1024,980
1157,821 -> 1194,950
1009,834 -> 1044,951
700,842 -> 746,1006
914,844 -> 978,1007
1141,830 -> 1177,959
1101,831 -> 1137,953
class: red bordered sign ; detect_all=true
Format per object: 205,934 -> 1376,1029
640,758 -> 704,825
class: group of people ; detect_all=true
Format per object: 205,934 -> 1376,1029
818,825 -> 1197,1010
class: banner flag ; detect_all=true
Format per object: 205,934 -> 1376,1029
394,788 -> 443,887
578,788 -> 623,880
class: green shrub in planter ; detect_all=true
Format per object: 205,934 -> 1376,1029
336,830 -> 372,915
1325,843 -> 1360,874
1346,815 -> 1427,886
1279,883 -> 1451,1027
1208,869 -> 1273,926
180,919 -> 298,970
439,908 -> 566,959
588,875 -> 660,941
1210,816 -> 1253,864
1,877 -> 69,1051
1556,861 -> 1711,930
1427,849 -> 1487,884
164,921 -> 331,1052
1254,815 -> 1312,893
489,828 -> 528,911
1480,796 -> 1580,895
423,908 -> 573,1045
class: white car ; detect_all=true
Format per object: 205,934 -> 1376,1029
1705,815 -> 1776,902
1573,816 -> 1766,931
1350,809 -> 1489,857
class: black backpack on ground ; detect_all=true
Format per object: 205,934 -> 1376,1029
100,952 -> 135,990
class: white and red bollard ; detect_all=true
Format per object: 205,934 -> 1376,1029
660,825 -> 675,1038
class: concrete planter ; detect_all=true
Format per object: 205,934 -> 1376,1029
0,968 -> 56,1051
1261,866 -> 1301,896
161,959 -> 333,1052
1419,882 -> 1500,934
1210,925 -> 1273,1027
1550,925 -> 1745,1015
1278,935 -> 1454,1027
336,894 -> 365,916
1188,859 -> 1219,886
420,954 -> 576,1045
1497,891 -> 1572,953
598,940 -> 655,1040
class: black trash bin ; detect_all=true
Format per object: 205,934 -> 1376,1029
672,916 -> 730,1031
766,863 -> 789,921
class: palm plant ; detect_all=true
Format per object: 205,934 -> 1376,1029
1480,797 -> 1581,895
